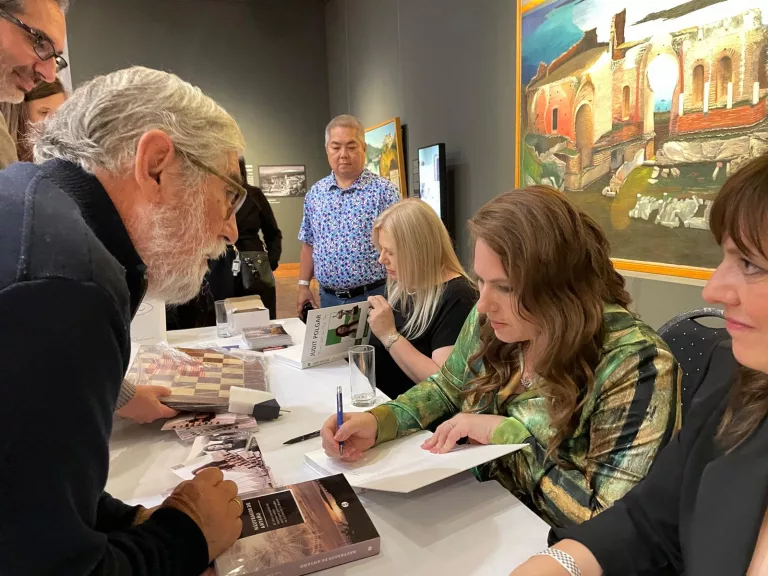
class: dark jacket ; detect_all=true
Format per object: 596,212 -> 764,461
166,185 -> 282,330
553,374 -> 758,575
0,161 -> 209,575
236,184 -> 282,270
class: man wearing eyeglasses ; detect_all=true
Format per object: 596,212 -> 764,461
0,0 -> 68,166
0,66 -> 247,575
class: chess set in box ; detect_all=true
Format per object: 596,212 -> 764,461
125,344 -> 270,413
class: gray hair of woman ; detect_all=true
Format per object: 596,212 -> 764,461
32,65 -> 244,186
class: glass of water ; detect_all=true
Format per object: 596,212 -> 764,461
215,300 -> 235,338
349,345 -> 376,407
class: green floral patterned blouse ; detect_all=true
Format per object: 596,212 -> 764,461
370,304 -> 681,527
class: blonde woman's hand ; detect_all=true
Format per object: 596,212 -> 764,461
422,413 -> 507,454
367,295 -> 396,340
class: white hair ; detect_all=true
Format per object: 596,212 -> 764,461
0,0 -> 69,13
34,66 -> 244,182
324,114 -> 365,146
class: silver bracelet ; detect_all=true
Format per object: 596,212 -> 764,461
534,548 -> 581,576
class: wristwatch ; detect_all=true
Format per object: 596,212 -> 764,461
298,279 -> 311,287
384,332 -> 401,351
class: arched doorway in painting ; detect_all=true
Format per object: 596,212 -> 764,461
575,104 -> 594,169
692,65 -> 705,108
646,48 -> 680,154
717,56 -> 732,103
622,86 -> 630,120
759,44 -> 768,90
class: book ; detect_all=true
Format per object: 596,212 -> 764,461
174,414 -> 259,442
172,434 -> 275,494
215,474 -> 380,576
161,412 -> 238,431
273,303 -> 371,369
243,325 -> 293,351
304,430 -> 527,494
185,429 -> 254,463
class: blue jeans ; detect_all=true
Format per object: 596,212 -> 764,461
320,283 -> 387,308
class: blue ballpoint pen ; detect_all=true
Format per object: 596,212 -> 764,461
336,385 -> 344,457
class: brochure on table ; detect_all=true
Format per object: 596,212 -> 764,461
273,302 -> 371,369
305,430 -> 526,494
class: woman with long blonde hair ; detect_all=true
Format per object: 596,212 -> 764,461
366,198 -> 477,398
321,186 -> 681,527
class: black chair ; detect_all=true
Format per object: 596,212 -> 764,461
658,308 -> 736,419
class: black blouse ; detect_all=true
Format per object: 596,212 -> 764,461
554,367 -> 768,576
370,277 -> 477,399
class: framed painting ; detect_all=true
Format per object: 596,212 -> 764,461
365,117 -> 408,198
258,165 -> 307,197
516,0 -> 768,280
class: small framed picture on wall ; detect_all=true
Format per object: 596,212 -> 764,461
258,165 -> 308,197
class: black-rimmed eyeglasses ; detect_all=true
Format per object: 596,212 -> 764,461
0,10 -> 68,73
183,153 -> 248,221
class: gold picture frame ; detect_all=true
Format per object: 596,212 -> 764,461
365,117 -> 408,198
515,0 -> 768,280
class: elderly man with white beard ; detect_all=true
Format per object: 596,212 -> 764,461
0,66 -> 247,575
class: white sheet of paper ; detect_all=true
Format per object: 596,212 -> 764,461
130,298 -> 166,346
305,430 -> 526,494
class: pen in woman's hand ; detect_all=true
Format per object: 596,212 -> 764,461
337,385 -> 344,457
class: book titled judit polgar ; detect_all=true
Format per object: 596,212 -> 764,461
215,474 -> 380,576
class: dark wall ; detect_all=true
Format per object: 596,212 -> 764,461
325,0 -> 518,263
66,0 -> 331,263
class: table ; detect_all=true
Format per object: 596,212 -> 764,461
108,318 -> 550,575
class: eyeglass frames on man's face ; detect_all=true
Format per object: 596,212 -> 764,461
185,155 -> 247,221
0,10 -> 68,73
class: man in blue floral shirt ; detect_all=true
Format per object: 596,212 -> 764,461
297,114 -> 400,312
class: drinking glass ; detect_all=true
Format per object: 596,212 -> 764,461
349,345 -> 376,407
215,300 -> 235,338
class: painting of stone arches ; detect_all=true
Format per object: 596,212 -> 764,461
517,0 -> 768,278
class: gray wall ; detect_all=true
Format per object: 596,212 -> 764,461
324,0 -> 711,327
66,0 -> 331,263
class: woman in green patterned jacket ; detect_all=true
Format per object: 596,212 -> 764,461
320,186 -> 682,528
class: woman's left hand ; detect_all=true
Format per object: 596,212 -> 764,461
422,413 -> 507,454
367,295 -> 397,340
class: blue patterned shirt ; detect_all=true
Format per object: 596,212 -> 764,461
299,169 -> 400,290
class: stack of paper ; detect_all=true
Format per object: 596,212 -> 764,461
242,325 -> 293,351
304,430 -> 526,494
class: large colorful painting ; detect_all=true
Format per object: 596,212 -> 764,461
365,117 -> 407,198
516,0 -> 768,279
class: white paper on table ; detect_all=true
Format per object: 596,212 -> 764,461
304,430 -> 526,494
130,298 -> 167,345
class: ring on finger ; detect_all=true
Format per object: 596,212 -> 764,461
232,497 -> 243,516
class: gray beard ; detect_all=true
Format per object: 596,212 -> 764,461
131,190 -> 227,305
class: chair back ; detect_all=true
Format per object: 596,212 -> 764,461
658,308 -> 735,418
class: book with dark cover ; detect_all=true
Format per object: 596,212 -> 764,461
215,474 -> 380,576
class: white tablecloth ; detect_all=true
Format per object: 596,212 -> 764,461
109,318 -> 549,575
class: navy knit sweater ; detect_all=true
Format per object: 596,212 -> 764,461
0,160 -> 209,575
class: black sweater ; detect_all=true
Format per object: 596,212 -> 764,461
553,374 -> 762,575
235,184 -> 282,269
0,161 -> 209,575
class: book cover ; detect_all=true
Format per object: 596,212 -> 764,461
243,325 -> 293,351
172,434 -> 275,495
274,303 -> 371,369
215,474 -> 380,576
